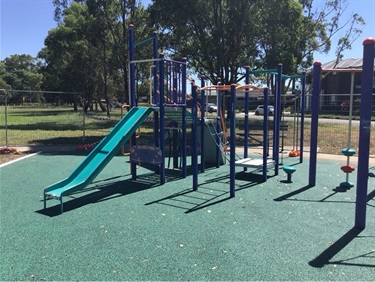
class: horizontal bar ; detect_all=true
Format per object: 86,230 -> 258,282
130,58 -> 161,64
134,37 -> 153,47
282,74 -> 303,79
164,58 -> 187,65
249,69 -> 277,75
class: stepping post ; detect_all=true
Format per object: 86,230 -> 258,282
283,166 -> 296,182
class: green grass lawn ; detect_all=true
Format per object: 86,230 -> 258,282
1,105 -> 374,155
0,106 -> 122,146
1,107 -> 83,145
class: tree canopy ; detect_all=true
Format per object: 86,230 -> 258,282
39,0 -> 151,112
1,0 -> 366,110
149,0 -> 258,84
150,0 -> 365,84
0,54 -> 43,91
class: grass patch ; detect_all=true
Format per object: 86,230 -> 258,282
1,105 -> 374,155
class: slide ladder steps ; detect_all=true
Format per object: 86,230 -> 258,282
164,108 -> 196,124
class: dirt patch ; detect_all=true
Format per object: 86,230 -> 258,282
0,147 -> 30,165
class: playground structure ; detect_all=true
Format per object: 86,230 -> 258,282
307,38 -> 375,230
354,38 -> 375,229
43,24 -> 309,212
42,23 -> 374,232
43,25 -> 225,212
227,66 -> 307,196
318,58 -> 362,189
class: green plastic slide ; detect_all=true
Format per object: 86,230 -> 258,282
43,107 -> 154,213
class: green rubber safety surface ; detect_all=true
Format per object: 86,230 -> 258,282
1,152 -> 374,281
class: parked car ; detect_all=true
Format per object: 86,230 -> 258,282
206,103 -> 217,113
255,105 -> 274,116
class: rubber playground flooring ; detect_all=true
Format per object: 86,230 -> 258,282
1,150 -> 375,281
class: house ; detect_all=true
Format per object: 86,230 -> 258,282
318,58 -> 375,114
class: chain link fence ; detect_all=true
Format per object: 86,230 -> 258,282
307,92 -> 375,155
0,90 -> 126,148
1,90 -> 374,156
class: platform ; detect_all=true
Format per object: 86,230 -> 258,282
235,157 -> 275,168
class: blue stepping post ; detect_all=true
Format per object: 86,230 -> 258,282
340,147 -> 356,189
283,166 -> 296,183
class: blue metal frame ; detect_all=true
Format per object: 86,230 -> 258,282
181,58 -> 187,178
355,38 -> 375,229
262,87 -> 269,181
129,25 -> 191,184
192,85 -> 198,190
158,53 -> 166,184
216,78 -> 222,168
248,67 -> 279,174
200,75 -> 206,173
128,25 -> 137,180
300,72 -> 306,163
273,64 -> 282,175
230,84 -> 236,197
308,62 -> 321,187
152,31 -> 159,148
243,67 -> 250,171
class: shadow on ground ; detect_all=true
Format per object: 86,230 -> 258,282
36,172 -> 180,217
309,227 -> 375,268
145,169 -> 267,213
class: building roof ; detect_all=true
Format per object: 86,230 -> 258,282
321,58 -> 375,72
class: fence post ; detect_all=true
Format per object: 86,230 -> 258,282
4,90 -> 8,146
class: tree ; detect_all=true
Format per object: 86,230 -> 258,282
150,0 -> 258,85
45,0 -> 152,112
1,54 -> 43,91
299,0 -> 365,67
40,3 -> 94,111
40,1 -> 119,112
52,0 -> 85,22
252,0 -> 307,75
150,0 -> 365,83
0,54 -> 43,103
0,62 -> 9,90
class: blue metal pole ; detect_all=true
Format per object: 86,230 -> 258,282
308,62 -> 321,187
128,25 -> 136,108
300,71 -> 306,163
216,78 -> 222,168
262,87 -> 269,182
172,67 -> 179,169
172,65 -> 179,169
200,74 -> 206,172
181,58 -> 187,178
173,68 -> 178,103
355,38 -> 375,229
244,66 -> 250,171
152,31 -> 158,105
274,64 -> 282,175
230,84 -> 236,197
273,72 -> 278,152
128,25 -> 137,181
167,62 -> 172,103
159,53 -> 165,184
192,85 -> 198,190
153,31 -> 159,148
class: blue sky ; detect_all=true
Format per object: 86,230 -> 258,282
0,0 -> 56,60
0,0 -> 374,63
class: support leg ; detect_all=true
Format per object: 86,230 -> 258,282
60,198 -> 64,214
